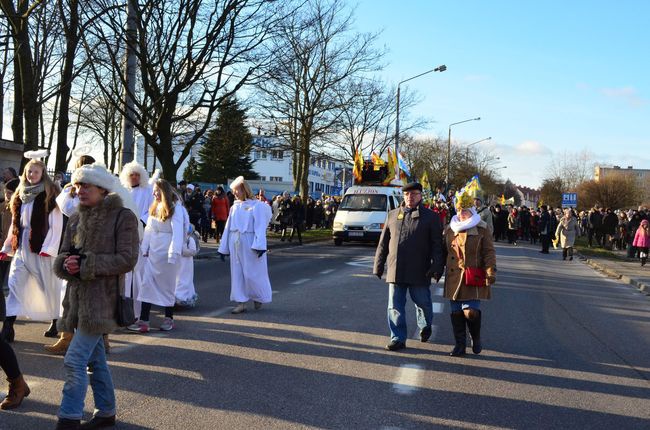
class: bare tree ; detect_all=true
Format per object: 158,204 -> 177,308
82,0 -> 280,182
257,0 -> 382,198
0,20 -> 13,139
545,149 -> 595,191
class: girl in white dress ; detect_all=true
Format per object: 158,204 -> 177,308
0,155 -> 63,343
128,179 -> 183,333
218,176 -> 272,314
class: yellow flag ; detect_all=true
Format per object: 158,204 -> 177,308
420,171 -> 430,191
353,148 -> 363,183
382,148 -> 396,185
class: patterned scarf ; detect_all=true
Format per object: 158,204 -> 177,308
19,182 -> 45,205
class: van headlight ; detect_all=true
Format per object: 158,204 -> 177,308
333,222 -> 345,231
364,223 -> 382,231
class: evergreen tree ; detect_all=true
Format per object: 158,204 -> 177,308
183,156 -> 199,183
196,97 -> 259,184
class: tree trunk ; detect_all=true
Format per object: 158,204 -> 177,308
55,0 -> 80,172
11,53 -> 23,146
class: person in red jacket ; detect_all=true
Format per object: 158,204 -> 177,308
211,186 -> 230,243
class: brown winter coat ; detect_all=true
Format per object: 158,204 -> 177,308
443,222 -> 497,301
54,194 -> 139,334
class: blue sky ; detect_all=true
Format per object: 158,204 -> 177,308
353,0 -> 650,188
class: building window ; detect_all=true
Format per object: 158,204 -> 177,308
271,150 -> 284,160
258,176 -> 266,181
270,176 -> 282,182
254,150 -> 267,160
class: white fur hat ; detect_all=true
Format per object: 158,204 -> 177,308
229,176 -> 245,190
72,163 -> 118,191
119,161 -> 150,188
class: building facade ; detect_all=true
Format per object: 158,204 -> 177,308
594,165 -> 650,183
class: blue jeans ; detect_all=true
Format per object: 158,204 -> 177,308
388,283 -> 433,342
449,300 -> 481,312
59,330 -> 115,420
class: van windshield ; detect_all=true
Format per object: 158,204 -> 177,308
340,194 -> 387,211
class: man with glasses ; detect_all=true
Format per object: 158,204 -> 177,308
373,182 -> 444,351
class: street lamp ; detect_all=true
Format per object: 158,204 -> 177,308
446,117 -> 480,189
395,64 -> 446,180
465,136 -> 492,164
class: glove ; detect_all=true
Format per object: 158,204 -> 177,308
432,272 -> 442,283
0,252 -> 7,261
254,249 -> 266,258
486,267 -> 497,285
39,252 -> 51,257
375,268 -> 383,279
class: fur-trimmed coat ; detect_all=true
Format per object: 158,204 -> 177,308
54,193 -> 139,334
443,222 -> 497,301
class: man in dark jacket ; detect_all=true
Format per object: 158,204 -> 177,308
587,206 -> 602,247
602,208 -> 618,249
538,205 -> 551,254
373,182 -> 444,351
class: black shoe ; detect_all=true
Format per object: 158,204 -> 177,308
55,418 -> 81,430
79,415 -> 116,429
385,340 -> 406,351
449,312 -> 466,357
419,326 -> 432,343
44,320 -> 59,338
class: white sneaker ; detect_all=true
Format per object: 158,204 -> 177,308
127,320 -> 149,333
159,317 -> 174,331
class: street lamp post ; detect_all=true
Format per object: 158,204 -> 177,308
446,117 -> 480,190
395,64 -> 446,180
465,136 -> 492,164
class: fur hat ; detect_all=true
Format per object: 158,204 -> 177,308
72,164 -> 119,191
119,161 -> 150,189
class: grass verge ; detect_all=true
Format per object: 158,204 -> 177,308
573,236 -> 628,261
268,228 -> 333,243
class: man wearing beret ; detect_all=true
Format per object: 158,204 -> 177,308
373,182 -> 445,351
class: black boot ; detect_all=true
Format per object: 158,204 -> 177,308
55,418 -> 80,430
642,257 -> 647,267
562,248 -> 567,260
465,309 -> 482,354
449,311 -> 466,356
1,316 -> 16,343
44,319 -> 58,338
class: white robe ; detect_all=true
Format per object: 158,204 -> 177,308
218,199 -> 272,303
175,205 -> 197,305
129,185 -> 154,225
125,185 -> 153,316
139,202 -> 183,307
2,200 -> 64,320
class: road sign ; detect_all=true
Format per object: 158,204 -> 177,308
561,192 -> 577,208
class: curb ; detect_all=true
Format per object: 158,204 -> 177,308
579,254 -> 650,295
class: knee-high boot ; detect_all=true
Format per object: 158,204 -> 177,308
464,309 -> 482,354
562,248 -> 567,260
449,311 -> 466,356
1,316 -> 16,343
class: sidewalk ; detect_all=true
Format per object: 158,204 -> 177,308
578,249 -> 650,295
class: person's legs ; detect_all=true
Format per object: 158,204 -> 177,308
58,331 -> 104,420
0,337 -> 29,410
461,301 -> 482,354
408,286 -> 433,330
86,335 -> 115,418
0,337 -> 20,378
387,283 -> 408,343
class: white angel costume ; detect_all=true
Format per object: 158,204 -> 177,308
139,201 -> 183,307
218,198 -> 273,304
2,195 -> 64,320
175,205 -> 198,306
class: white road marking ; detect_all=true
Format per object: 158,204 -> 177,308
432,302 -> 444,313
346,256 -> 374,268
392,364 -> 423,395
320,269 -> 335,274
109,332 -> 166,354
291,278 -> 310,285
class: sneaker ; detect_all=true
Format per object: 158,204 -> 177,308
127,320 -> 149,333
160,317 -> 174,331
231,303 -> 246,314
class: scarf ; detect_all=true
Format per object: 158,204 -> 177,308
449,207 -> 481,234
19,182 -> 45,205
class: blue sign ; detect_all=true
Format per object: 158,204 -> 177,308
561,193 -> 577,208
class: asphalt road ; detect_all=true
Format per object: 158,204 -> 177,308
2,240 -> 650,429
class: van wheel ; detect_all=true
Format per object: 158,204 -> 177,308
334,238 -> 343,246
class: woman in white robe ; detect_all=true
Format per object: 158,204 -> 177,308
129,179 -> 183,333
175,204 -> 198,307
0,158 -> 63,343
218,176 -> 272,314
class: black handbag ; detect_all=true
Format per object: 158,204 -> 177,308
113,209 -> 136,327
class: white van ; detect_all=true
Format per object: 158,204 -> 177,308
332,186 -> 402,246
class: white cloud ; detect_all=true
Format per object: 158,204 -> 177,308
514,140 -> 552,156
600,86 -> 647,107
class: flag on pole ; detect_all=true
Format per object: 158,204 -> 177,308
464,174 -> 481,198
500,194 -> 506,205
382,148 -> 396,185
353,148 -> 363,184
420,171 -> 430,192
371,152 -> 385,169
397,151 -> 410,177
